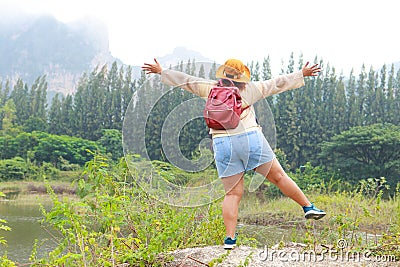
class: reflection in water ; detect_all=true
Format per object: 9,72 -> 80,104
2,187 -> 20,200
0,199 -> 57,264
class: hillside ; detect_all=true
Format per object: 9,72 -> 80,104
0,10 -> 214,96
0,12 -> 118,94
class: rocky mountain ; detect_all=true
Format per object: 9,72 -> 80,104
0,12 -> 118,94
0,10 -> 215,96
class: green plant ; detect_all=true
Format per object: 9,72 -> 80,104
358,177 -> 390,200
0,192 -> 11,246
31,153 -> 225,266
0,254 -> 17,267
371,182 -> 400,260
0,157 -> 28,181
0,192 -> 17,267
238,251 -> 253,267
208,250 -> 230,267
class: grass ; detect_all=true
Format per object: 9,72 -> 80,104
0,169 -> 79,193
0,180 -> 76,192
239,189 -> 399,229
237,187 -> 400,257
0,179 -> 79,205
314,191 -> 399,231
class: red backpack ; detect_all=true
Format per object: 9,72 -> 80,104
203,79 -> 250,130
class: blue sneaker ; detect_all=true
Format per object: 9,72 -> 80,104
224,233 -> 238,249
303,203 -> 326,220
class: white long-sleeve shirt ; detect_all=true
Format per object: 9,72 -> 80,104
161,69 -> 305,137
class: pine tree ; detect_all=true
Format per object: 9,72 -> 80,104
208,62 -> 217,80
60,95 -> 74,135
11,79 -> 30,127
309,58 -> 326,164
0,80 -> 10,106
198,64 -> 206,78
73,72 -> 90,138
294,54 -> 317,165
121,65 -> 135,122
356,64 -> 367,125
394,68 -> 400,125
48,93 -> 62,135
30,76 -> 48,118
86,64 -> 108,140
375,64 -> 387,123
386,64 -> 395,124
322,64 -> 337,138
105,62 -> 123,130
191,58 -> 196,75
346,69 -> 358,128
364,66 -> 377,124
286,52 -> 295,74
275,53 -> 299,167
0,99 -> 19,136
0,80 -> 11,130
262,56 -> 272,80
185,59 -> 192,76
250,60 -> 260,81
333,75 -> 347,133
178,61 -> 184,72
19,75 -> 48,132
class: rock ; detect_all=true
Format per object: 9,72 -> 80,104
164,245 -> 398,267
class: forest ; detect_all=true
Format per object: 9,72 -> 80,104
0,53 -> 399,187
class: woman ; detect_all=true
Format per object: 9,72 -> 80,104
142,58 -> 326,249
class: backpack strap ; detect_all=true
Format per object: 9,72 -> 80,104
240,104 -> 251,120
242,105 -> 250,111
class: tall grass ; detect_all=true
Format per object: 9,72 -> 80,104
238,175 -> 400,260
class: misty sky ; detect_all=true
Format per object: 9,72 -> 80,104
1,0 -> 398,75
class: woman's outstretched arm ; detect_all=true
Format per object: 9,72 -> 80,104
142,58 -> 163,74
141,58 -> 213,98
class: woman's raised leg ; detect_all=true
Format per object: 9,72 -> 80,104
254,158 -> 326,219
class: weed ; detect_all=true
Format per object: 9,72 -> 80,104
29,153 -> 225,266
237,251 -> 253,267
208,250 -> 230,267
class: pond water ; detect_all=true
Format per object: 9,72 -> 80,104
0,190 -> 310,265
0,197 -> 57,264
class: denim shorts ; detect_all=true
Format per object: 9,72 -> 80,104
212,129 -> 275,178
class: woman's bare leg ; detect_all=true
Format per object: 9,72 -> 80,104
254,158 -> 311,207
221,172 -> 244,238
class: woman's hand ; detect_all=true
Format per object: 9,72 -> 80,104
302,62 -> 321,77
142,58 -> 163,74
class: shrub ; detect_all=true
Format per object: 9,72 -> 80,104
0,157 -> 28,181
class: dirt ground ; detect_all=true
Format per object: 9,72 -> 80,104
164,242 -> 398,267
